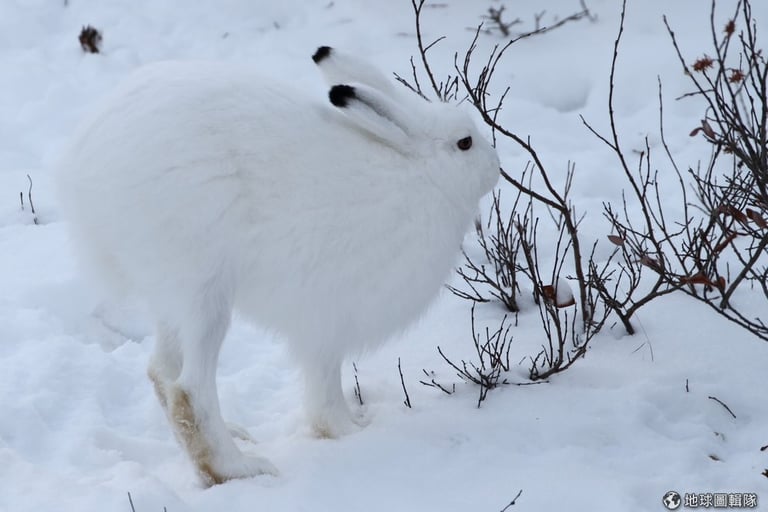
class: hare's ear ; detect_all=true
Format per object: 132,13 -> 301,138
313,46 -> 395,95
328,84 -> 414,149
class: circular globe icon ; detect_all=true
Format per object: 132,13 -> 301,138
663,491 -> 682,510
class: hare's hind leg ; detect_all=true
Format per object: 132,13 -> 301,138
148,324 -> 256,444
148,322 -> 182,413
161,298 -> 277,486
302,356 -> 364,438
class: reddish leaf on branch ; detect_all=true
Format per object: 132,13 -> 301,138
541,279 -> 576,308
690,119 -> 717,139
607,234 -> 625,246
724,19 -> 736,36
640,255 -> 663,273
713,232 -> 738,254
746,208 -> 768,229
729,69 -> 745,83
679,273 -> 717,287
692,56 -> 715,72
541,285 -> 555,302
716,205 -> 748,224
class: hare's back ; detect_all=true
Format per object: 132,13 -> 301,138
67,62 -> 313,176
57,63 -> 319,297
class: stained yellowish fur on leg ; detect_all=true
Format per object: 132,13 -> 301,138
147,368 -> 168,410
170,388 -> 225,486
313,422 -> 335,439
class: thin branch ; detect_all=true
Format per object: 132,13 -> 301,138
26,174 -> 39,225
500,489 -> 524,511
398,358 -> 412,409
708,395 -> 737,419
353,362 -> 363,406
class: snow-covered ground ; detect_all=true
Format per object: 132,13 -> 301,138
1,1 -> 766,510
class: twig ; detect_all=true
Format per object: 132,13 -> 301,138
128,492 -> 136,512
531,3 -> 593,37
419,369 -> 455,395
480,6 -> 521,37
398,357 -> 412,409
447,189 -> 523,312
24,174 -> 39,225
500,489 -> 523,511
708,395 -> 737,419
475,1 -> 594,38
353,362 -> 363,406
411,0 -> 444,98
430,305 -> 513,406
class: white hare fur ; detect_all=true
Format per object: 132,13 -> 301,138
56,47 -> 499,485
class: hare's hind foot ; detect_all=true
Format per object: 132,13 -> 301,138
226,422 -> 257,444
169,386 -> 277,486
311,410 -> 366,439
303,359 -> 368,439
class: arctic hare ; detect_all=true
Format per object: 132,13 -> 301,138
57,46 -> 499,485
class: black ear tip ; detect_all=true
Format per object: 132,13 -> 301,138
329,84 -> 356,107
312,46 -> 333,63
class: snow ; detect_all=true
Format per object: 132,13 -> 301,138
1,0 -> 766,511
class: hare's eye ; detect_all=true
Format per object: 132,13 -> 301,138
457,136 -> 472,151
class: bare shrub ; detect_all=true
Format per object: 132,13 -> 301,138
429,304 -> 513,407
587,0 -> 768,341
406,0 -> 768,396
446,189 -> 524,313
514,188 -> 609,380
402,0 -> 616,379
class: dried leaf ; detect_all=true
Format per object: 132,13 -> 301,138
689,127 -> 702,137
607,234 -> 625,246
717,205 -> 748,224
746,208 -> 768,229
553,277 -> 575,308
714,232 -> 738,253
541,285 -> 556,302
540,282 -> 575,308
680,273 -> 716,286
693,56 -> 715,72
640,255 -> 663,273
716,276 -> 726,290
79,25 -> 102,54
729,69 -> 745,83
701,119 -> 716,139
